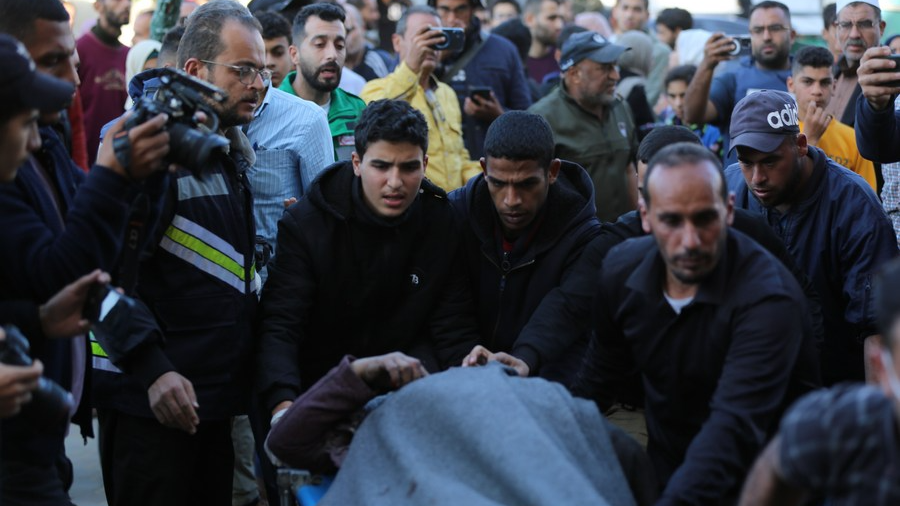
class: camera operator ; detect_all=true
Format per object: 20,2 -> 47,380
682,1 -> 796,166
91,2 -> 263,504
0,1 -> 173,502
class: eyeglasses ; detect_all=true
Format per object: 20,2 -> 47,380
200,60 -> 271,86
749,24 -> 788,36
834,19 -> 877,32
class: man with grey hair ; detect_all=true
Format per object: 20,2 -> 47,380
93,1 -> 265,504
825,0 -> 885,126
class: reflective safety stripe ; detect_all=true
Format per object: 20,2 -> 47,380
91,340 -> 108,358
177,173 -> 229,201
92,356 -> 121,374
160,215 -> 251,293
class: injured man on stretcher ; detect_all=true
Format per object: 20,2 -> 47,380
265,353 -> 657,506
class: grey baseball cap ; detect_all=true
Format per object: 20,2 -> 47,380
0,34 -> 74,113
728,89 -> 800,155
559,31 -> 629,72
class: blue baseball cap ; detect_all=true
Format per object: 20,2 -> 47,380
559,31 -> 629,72
729,90 -> 800,155
0,34 -> 74,113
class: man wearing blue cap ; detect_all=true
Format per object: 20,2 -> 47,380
528,30 -> 637,221
724,89 -> 898,385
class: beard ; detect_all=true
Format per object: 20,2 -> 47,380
300,61 -> 342,93
752,41 -> 790,69
750,153 -> 804,209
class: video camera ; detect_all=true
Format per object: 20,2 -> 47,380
124,67 -> 231,173
0,326 -> 73,430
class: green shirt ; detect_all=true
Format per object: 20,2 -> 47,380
529,84 -> 637,221
279,71 -> 366,161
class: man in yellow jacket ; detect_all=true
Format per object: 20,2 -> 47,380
788,45 -> 877,191
361,5 -> 481,192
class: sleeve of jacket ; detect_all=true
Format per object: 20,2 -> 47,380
658,292 -> 805,505
0,165 -> 137,301
512,231 -> 617,373
569,267 -> 634,412
266,355 -> 377,472
502,44 -> 533,111
361,62 -> 421,103
837,191 -> 899,336
429,234 -> 482,370
855,93 -> 900,163
256,208 -> 320,411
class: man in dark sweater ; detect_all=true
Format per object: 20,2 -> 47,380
573,143 -> 819,504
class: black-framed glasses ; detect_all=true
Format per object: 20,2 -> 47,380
200,60 -> 271,86
834,19 -> 877,32
749,24 -> 788,36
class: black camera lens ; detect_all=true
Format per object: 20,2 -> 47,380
167,123 -> 230,171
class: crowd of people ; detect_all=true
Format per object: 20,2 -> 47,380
1,0 -> 900,504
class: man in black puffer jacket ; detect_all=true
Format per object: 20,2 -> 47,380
451,111 -> 601,387
257,99 -> 478,429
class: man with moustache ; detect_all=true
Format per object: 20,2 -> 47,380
683,1 -> 795,166
825,0 -> 886,126
725,90 -> 897,386
279,2 -> 366,161
90,2 -> 264,504
77,0 -> 132,165
574,142 -> 818,504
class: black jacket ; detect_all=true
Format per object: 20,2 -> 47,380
448,161 -> 601,384
573,230 -> 820,505
256,162 -> 477,411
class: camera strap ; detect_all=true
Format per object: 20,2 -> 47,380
440,30 -> 489,85
112,130 -> 134,180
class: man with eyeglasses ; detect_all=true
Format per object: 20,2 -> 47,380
683,1 -> 795,167
92,2 -> 265,504
825,0 -> 886,127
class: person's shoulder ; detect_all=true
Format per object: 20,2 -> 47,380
268,88 -> 325,115
819,149 -> 880,203
483,32 -> 519,56
724,162 -> 746,187
604,235 -> 656,273
529,87 -> 563,112
783,384 -> 894,434
333,87 -> 366,109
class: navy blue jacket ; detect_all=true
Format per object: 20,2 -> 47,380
725,146 -> 898,384
856,92 -> 900,163
448,161 -> 601,385
0,127 -> 138,463
574,230 -> 819,505
440,21 -> 533,159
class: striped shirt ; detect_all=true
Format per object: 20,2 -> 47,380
246,85 -> 334,283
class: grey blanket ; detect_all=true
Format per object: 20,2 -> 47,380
320,364 -> 637,506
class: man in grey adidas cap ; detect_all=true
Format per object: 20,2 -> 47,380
724,88 -> 898,386
529,31 -> 638,221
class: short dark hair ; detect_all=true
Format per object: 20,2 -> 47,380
0,0 -> 69,43
491,18 -> 531,62
615,0 -> 648,9
656,8 -> 692,31
396,5 -> 440,36
643,142 -> 725,206
177,0 -> 262,68
875,258 -> 900,348
256,11 -> 292,43
491,0 -> 521,15
664,64 -> 696,89
823,3 -> 836,29
524,0 -> 559,17
293,3 -> 346,42
637,125 -> 700,164
484,111 -> 555,170
792,45 -> 834,74
355,100 -> 429,158
749,1 -> 791,24
556,24 -> 587,50
159,25 -> 186,67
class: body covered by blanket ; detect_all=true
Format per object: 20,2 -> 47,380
319,364 -> 638,506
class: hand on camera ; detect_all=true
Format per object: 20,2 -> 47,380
0,328 -> 42,419
858,46 -> 900,112
701,33 -> 737,71
149,371 -> 199,434
97,112 -> 171,180
405,25 -> 446,74
39,269 -> 110,339
350,352 -> 428,392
